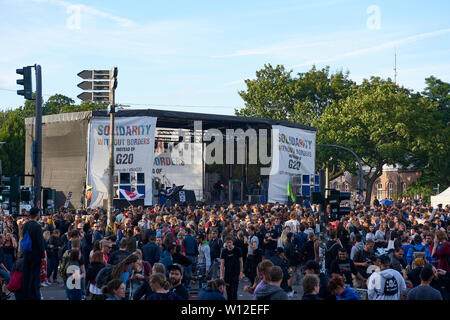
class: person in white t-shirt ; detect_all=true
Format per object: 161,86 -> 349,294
284,212 -> 300,234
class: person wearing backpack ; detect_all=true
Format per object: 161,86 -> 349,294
325,230 -> 342,276
367,254 -> 407,300
406,235 -> 432,266
20,207 -> 46,300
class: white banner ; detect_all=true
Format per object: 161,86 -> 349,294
152,140 -> 203,200
268,125 -> 316,204
87,116 -> 157,207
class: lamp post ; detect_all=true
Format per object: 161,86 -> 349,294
317,144 -> 365,197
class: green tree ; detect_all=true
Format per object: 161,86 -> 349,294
406,76 -> 450,201
422,76 -> 450,125
0,94 -> 107,177
43,94 -> 75,115
0,109 -> 26,176
237,64 -> 355,179
316,77 -> 438,205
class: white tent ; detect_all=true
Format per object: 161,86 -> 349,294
431,186 -> 450,208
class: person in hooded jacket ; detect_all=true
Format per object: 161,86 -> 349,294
367,254 -> 407,300
350,233 -> 365,260
255,266 -> 288,300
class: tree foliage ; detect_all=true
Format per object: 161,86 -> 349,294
237,63 -> 449,203
237,64 -> 356,179
314,77 -> 440,204
0,95 -> 107,176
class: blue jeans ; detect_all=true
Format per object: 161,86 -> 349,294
184,255 -> 195,288
4,254 -> 14,273
47,256 -> 59,280
65,285 -> 82,300
0,268 -> 11,285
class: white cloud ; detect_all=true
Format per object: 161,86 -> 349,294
31,0 -> 135,27
291,28 -> 450,68
215,40 -> 331,58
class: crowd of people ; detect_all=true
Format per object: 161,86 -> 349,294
0,196 -> 449,301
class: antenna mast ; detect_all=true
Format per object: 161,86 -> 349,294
394,48 -> 398,84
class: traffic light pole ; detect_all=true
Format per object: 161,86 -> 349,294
34,65 -> 42,209
107,88 -> 115,230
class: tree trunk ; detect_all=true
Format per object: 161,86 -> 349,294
364,168 -> 383,206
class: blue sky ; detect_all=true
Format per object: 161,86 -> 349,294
1,0 -> 449,115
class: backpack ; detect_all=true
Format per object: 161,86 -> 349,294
59,250 -> 71,282
411,246 -> 426,265
95,266 -> 114,289
20,231 -> 33,253
383,275 -> 399,296
325,241 -> 340,269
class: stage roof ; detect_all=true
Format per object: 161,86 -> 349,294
92,109 -> 317,132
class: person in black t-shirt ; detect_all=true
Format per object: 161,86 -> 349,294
168,264 -> 189,300
263,221 -> 278,259
353,239 -> 376,279
330,248 -> 366,286
220,236 -> 243,300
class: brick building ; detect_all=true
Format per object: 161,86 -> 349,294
330,165 -> 421,201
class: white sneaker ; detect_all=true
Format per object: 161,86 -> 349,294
287,291 -> 295,298
41,282 -> 48,287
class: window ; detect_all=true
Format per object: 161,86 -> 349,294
377,183 -> 383,199
344,183 -> 349,192
402,183 -> 407,194
137,173 -> 145,184
387,182 -> 393,199
120,173 -> 130,184
336,184 -> 340,190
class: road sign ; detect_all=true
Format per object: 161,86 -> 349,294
77,81 -> 110,91
77,70 -> 111,80
77,68 -> 117,103
77,91 -> 111,102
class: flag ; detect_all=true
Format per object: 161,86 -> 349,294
287,180 -> 296,202
119,188 -> 144,201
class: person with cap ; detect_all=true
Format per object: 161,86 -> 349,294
406,234 -> 432,266
168,263 -> 188,300
367,254 -> 407,300
20,207 -> 46,300
269,247 -> 291,295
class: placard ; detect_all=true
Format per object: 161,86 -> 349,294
87,116 -> 157,207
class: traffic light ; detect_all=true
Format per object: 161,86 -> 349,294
326,190 -> 352,220
42,188 -> 56,214
16,66 -> 33,100
20,187 -> 31,202
1,176 -> 20,213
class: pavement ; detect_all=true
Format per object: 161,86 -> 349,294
9,270 -> 304,301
